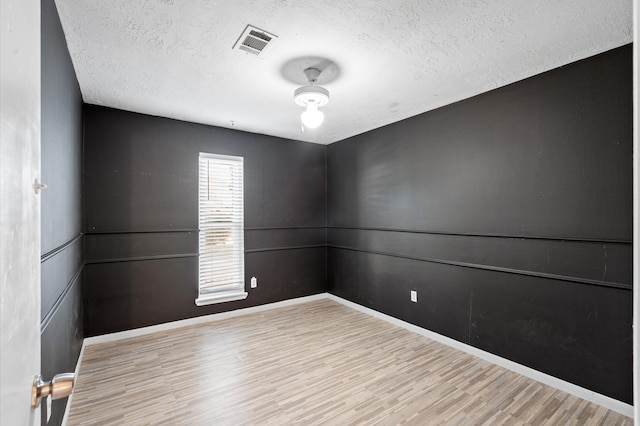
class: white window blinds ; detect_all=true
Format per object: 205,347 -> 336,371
196,153 -> 247,306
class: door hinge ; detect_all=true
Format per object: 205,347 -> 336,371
33,178 -> 48,194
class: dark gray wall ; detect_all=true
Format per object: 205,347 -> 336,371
327,45 -> 633,403
83,106 -> 326,336
40,0 -> 84,424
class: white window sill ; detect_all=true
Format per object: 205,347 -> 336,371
195,291 -> 248,306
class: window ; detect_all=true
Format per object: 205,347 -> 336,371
196,152 -> 246,306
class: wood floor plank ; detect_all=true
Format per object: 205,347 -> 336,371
66,300 -> 632,425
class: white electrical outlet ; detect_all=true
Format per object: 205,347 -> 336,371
251,277 -> 257,288
410,290 -> 417,303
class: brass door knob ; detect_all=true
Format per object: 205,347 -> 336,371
31,373 -> 75,408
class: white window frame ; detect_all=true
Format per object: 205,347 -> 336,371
195,152 -> 247,306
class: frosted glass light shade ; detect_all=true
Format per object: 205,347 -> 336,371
301,104 -> 324,129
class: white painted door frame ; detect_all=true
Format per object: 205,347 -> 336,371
633,0 -> 639,424
633,0 -> 640,426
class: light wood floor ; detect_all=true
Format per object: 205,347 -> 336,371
66,299 -> 632,425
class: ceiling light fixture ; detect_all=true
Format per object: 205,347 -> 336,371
294,68 -> 329,129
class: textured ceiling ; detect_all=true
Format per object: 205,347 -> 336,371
54,0 -> 632,145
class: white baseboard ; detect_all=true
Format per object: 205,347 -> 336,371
84,293 -> 327,346
61,340 -> 86,426
326,294 -> 634,419
68,292 -> 633,420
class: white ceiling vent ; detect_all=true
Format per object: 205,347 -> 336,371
233,25 -> 277,56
